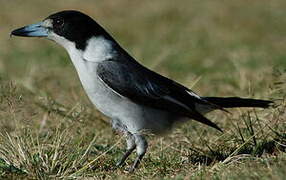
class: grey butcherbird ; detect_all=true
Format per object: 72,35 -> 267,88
11,10 -> 273,171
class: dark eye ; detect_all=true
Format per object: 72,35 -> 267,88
54,18 -> 64,27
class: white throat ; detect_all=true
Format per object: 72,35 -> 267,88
47,33 -> 116,95
48,33 -> 114,63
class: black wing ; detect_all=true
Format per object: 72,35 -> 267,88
97,59 -> 222,131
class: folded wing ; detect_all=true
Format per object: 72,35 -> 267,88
96,59 -> 223,131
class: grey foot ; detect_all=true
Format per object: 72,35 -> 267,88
116,146 -> 136,167
127,154 -> 145,172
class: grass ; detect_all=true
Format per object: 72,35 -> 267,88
0,0 -> 286,179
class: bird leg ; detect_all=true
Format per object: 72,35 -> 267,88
116,132 -> 136,167
128,134 -> 148,172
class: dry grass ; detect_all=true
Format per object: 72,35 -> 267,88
0,0 -> 286,179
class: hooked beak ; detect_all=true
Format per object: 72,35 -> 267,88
11,22 -> 48,37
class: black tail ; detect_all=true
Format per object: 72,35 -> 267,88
204,97 -> 273,109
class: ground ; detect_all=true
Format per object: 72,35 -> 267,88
0,0 -> 285,179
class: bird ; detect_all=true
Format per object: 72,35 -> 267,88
11,10 -> 273,171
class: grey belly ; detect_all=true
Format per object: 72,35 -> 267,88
82,75 -> 181,134
73,61 -> 187,134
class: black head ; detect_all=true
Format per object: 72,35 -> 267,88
46,10 -> 110,49
11,10 -> 111,50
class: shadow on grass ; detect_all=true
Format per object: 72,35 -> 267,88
187,135 -> 286,166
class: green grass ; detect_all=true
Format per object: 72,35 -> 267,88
0,0 -> 286,179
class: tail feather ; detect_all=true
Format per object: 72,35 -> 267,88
204,97 -> 273,109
